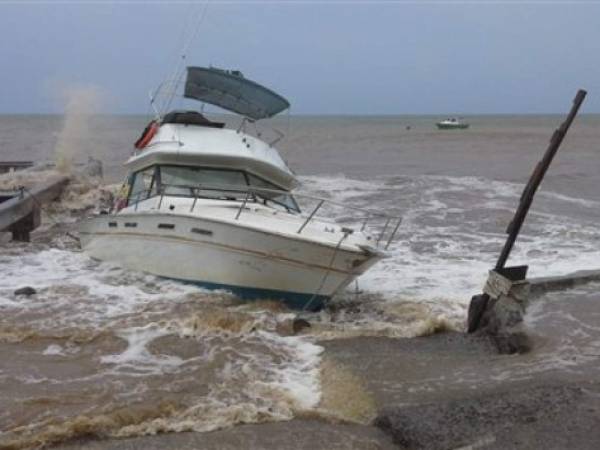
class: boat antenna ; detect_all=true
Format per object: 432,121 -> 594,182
150,1 -> 196,117
150,1 -> 210,119
149,11 -> 192,120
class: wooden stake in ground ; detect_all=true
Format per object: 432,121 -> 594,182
468,89 -> 587,333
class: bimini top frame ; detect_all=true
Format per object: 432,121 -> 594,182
184,66 -> 290,121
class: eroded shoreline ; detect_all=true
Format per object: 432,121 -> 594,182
47,330 -> 600,450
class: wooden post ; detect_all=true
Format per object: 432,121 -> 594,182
468,90 -> 586,333
495,89 -> 587,270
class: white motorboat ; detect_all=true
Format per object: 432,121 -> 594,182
79,67 -> 400,310
436,117 -> 470,130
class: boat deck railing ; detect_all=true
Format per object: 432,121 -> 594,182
127,183 -> 402,250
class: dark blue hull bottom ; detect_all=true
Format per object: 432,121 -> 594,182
171,278 -> 328,312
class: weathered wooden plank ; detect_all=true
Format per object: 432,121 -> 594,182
483,269 -> 530,304
483,270 -> 514,298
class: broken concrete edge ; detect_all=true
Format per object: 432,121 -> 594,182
374,382 -> 599,450
468,268 -> 600,354
481,267 -> 600,301
50,419 -> 398,450
483,269 -> 529,302
467,267 -> 530,335
529,269 -> 600,298
467,268 -> 533,354
0,176 -> 70,234
0,161 -> 34,174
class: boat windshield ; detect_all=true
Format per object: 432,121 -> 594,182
128,165 -> 300,213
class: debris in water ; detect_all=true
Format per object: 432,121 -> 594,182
14,286 -> 37,296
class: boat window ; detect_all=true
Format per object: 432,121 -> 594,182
139,164 -> 300,213
159,166 -> 248,200
129,166 -> 157,205
247,174 -> 299,212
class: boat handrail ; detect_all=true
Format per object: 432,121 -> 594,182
128,182 -> 402,250
163,181 -> 401,219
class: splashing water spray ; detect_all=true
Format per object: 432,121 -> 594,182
54,86 -> 102,174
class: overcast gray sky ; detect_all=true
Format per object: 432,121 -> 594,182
1,1 -> 599,114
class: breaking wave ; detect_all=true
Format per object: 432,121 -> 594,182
299,173 -> 600,323
0,246 -> 323,449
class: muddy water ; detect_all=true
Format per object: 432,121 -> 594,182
0,244 -> 325,448
1,114 -> 599,448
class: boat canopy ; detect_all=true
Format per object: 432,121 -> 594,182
184,67 -> 290,120
162,110 -> 225,128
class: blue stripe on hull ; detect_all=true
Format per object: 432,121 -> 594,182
170,278 -> 328,311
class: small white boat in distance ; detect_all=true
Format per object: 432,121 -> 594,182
79,67 -> 401,310
436,117 -> 470,130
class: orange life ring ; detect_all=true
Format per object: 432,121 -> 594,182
134,121 -> 159,149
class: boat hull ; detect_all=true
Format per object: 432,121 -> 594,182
173,279 -> 328,310
79,213 -> 382,311
436,123 -> 470,130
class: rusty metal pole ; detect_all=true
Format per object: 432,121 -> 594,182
468,89 -> 587,333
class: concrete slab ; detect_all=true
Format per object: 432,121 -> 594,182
52,419 -> 398,450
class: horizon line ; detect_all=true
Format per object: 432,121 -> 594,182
1,111 -> 599,117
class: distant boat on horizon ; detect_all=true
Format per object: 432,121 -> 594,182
436,117 -> 470,130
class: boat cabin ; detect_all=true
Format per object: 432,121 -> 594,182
122,67 -> 301,213
126,164 -> 300,213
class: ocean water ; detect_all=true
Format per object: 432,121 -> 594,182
1,114 -> 599,447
